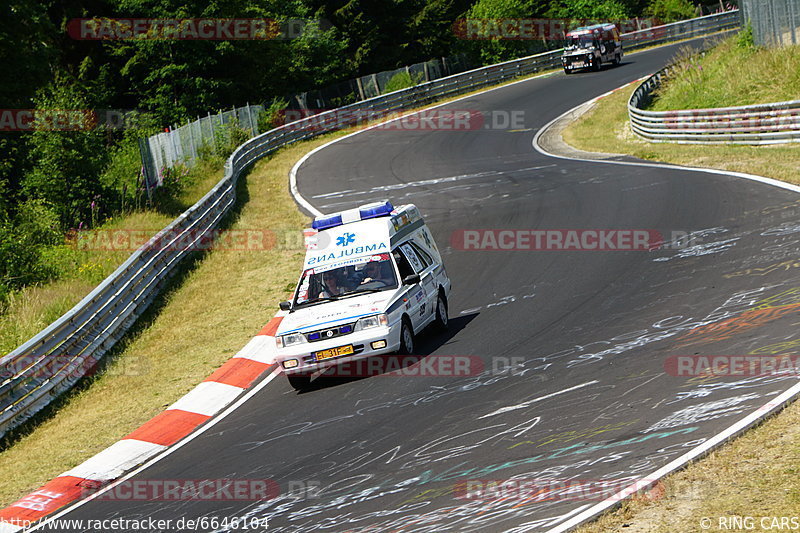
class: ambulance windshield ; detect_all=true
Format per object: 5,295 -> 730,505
294,254 -> 398,306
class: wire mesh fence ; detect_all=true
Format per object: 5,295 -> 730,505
139,104 -> 263,191
139,56 -> 476,190
290,55 -> 475,108
741,0 -> 800,46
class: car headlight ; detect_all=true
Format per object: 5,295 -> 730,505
276,332 -> 306,348
354,314 -> 389,331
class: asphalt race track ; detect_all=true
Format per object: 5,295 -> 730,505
50,36 -> 800,532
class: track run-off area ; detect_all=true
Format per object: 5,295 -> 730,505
34,35 -> 800,532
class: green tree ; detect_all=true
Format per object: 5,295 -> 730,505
22,75 -> 109,228
0,0 -> 58,216
456,0 -> 550,65
102,0 -> 348,125
645,0 -> 696,22
0,200 -> 61,303
546,0 -> 631,19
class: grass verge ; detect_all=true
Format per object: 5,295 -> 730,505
562,82 -> 800,185
649,36 -> 800,110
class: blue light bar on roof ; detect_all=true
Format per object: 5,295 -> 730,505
359,200 -> 394,220
311,213 -> 344,230
311,200 -> 394,230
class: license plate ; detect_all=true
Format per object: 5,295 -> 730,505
315,345 -> 354,361
573,62 -> 585,67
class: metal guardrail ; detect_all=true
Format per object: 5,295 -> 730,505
0,11 -> 741,440
628,33 -> 800,143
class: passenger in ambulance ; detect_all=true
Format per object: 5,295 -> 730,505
360,261 -> 396,287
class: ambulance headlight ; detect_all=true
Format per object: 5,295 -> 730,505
354,314 -> 389,331
277,333 -> 306,348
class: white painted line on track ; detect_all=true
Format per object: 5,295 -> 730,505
289,70 -> 561,216
546,380 -> 800,533
534,77 -> 800,533
532,83 -> 800,195
479,380 -> 599,418
28,366 -> 283,532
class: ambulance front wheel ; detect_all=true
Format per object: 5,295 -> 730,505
433,292 -> 449,332
398,319 -> 415,355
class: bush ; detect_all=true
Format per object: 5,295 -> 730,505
22,76 -> 109,229
645,0 -> 697,23
151,163 -> 192,212
196,118 -> 252,164
383,71 -> 424,93
101,112 -> 161,214
257,98 -> 289,133
737,22 -> 755,49
0,200 -> 62,305
15,199 -> 61,246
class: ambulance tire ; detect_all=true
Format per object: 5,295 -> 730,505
398,318 -> 415,355
433,292 -> 449,332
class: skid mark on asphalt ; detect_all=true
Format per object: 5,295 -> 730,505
479,380 -> 600,419
311,165 -> 556,200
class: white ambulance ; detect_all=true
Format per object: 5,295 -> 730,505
275,200 -> 452,390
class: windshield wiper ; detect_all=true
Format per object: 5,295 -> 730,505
295,295 -> 339,307
339,288 -> 387,298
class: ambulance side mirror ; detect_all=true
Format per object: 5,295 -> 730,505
402,274 -> 421,285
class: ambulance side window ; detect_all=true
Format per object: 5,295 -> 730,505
409,241 -> 433,268
393,248 -> 416,279
399,243 -> 427,274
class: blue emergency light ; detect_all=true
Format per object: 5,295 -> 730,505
311,213 -> 343,230
312,200 -> 394,230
